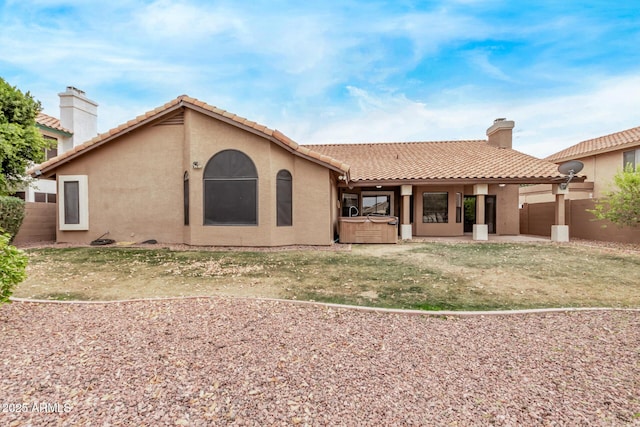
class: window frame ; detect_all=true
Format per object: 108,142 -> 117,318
422,191 -> 449,223
276,169 -> 293,227
58,175 -> 89,230
341,193 -> 359,217
361,191 -> 394,216
623,149 -> 639,169
183,171 -> 189,226
203,150 -> 258,226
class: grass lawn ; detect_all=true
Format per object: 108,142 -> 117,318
15,242 -> 640,311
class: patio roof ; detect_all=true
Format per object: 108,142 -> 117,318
308,141 -> 575,185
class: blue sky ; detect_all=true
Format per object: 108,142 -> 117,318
1,0 -> 639,158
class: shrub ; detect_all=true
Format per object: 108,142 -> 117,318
0,232 -> 27,304
589,165 -> 640,228
0,196 -> 25,240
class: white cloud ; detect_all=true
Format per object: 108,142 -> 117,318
284,73 -> 640,160
135,0 -> 247,40
466,51 -> 514,82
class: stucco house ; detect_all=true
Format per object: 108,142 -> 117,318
32,95 -> 576,246
519,125 -> 640,243
18,87 -> 98,204
12,88 -> 100,245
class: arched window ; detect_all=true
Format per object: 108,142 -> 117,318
203,150 -> 258,225
183,171 -> 189,226
276,169 -> 292,226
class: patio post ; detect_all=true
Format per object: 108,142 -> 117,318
400,185 -> 412,240
551,184 -> 569,242
473,184 -> 488,241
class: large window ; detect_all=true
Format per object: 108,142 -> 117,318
423,192 -> 448,223
59,175 -> 89,230
276,170 -> 292,226
623,149 -> 640,169
204,150 -> 258,225
361,191 -> 394,216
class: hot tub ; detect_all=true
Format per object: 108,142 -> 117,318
339,216 -> 398,244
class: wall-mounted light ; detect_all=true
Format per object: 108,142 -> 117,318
498,183 -> 506,187
375,185 -> 382,189
192,161 -> 203,169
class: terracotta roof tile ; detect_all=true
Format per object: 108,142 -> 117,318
307,141 -> 564,182
36,112 -> 71,134
546,125 -> 640,162
34,96 -> 349,176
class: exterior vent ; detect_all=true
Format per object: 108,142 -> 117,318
155,111 -> 184,126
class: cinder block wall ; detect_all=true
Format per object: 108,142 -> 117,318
13,202 -> 56,246
520,201 -> 640,243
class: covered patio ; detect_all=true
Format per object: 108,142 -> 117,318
311,119 -> 584,244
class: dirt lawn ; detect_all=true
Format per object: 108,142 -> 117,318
15,239 -> 640,310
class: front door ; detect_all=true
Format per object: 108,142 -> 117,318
464,195 -> 496,234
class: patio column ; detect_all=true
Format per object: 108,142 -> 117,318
551,184 -> 569,242
400,184 -> 412,240
473,184 -> 488,241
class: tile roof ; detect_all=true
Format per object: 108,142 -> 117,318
33,96 -> 350,176
36,112 -> 72,135
307,141 -> 566,183
545,125 -> 640,163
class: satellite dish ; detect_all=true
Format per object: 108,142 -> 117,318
557,160 -> 583,190
558,160 -> 584,176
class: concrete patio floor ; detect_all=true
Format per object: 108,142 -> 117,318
410,234 -> 551,243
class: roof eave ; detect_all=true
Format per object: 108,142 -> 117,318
36,123 -> 73,137
184,101 -> 350,174
547,140 -> 640,163
339,176 -> 586,187
34,97 -> 352,178
34,102 -> 185,177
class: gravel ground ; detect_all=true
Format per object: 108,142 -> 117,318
1,298 -> 639,426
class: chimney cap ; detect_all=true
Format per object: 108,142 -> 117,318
494,117 -> 506,123
65,86 -> 86,95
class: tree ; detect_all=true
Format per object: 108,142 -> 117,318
590,164 -> 640,228
0,77 -> 50,195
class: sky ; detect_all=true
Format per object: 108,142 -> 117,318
1,0 -> 639,159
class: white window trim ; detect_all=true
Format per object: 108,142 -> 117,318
361,191 -> 395,216
58,175 -> 89,230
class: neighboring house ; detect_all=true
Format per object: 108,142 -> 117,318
32,96 -> 575,246
12,87 -> 98,246
17,87 -> 98,203
519,125 -> 640,243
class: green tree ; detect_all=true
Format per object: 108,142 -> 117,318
590,164 -> 640,228
0,232 -> 27,304
0,77 -> 49,195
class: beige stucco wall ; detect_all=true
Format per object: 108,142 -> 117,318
519,149 -> 628,204
491,184 -> 519,235
55,108 -> 334,246
56,122 -> 185,244
413,185 -> 465,236
412,184 -> 519,236
589,150 -> 627,198
184,109 -> 333,246
519,182 -> 595,205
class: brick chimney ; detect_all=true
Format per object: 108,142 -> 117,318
486,118 -> 514,149
59,86 -> 98,153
